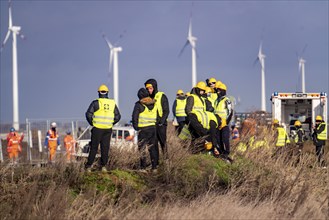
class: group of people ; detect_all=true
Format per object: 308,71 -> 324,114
236,115 -> 327,167
4,77 -> 327,170
85,79 -> 169,173
172,78 -> 233,161
44,122 -> 76,163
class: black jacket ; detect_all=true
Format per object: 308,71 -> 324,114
85,93 -> 121,127
132,98 -> 157,131
144,79 -> 170,125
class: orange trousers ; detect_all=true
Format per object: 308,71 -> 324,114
48,145 -> 57,162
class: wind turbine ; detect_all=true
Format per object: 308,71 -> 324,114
1,0 -> 25,131
179,16 -> 198,88
254,42 -> 266,112
297,44 -> 307,93
102,33 -> 122,108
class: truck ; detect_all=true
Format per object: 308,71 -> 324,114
271,92 -> 327,139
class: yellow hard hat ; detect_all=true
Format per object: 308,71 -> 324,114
98,84 -> 109,92
196,81 -> 207,91
209,77 -> 216,84
205,86 -> 212,94
177,89 -> 184,95
215,80 -> 224,89
273,119 -> 279,125
204,142 -> 213,150
186,92 -> 191,96
217,83 -> 227,91
316,115 -> 323,121
294,120 -> 301,126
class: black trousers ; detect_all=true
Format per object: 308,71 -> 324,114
86,127 -> 112,168
175,121 -> 186,135
156,125 -> 168,159
217,126 -> 230,156
315,144 -> 325,165
138,126 -> 159,169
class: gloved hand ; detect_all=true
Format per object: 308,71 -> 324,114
44,145 -> 48,150
57,145 -> 61,151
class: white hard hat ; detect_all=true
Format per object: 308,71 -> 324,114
51,122 -> 57,128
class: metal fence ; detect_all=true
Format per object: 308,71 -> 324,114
24,118 -> 89,163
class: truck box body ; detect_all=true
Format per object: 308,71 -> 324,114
271,92 -> 327,138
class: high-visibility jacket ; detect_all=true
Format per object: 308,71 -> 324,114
93,98 -> 115,129
208,93 -> 218,107
194,111 -> 218,130
178,124 -> 192,140
276,127 -> 289,147
64,135 -> 75,151
191,94 -> 206,113
214,96 -> 230,120
138,104 -> 157,128
175,98 -> 187,117
46,130 -> 59,148
7,134 -> 22,153
154,92 -> 164,117
295,128 -> 305,143
317,122 -> 327,140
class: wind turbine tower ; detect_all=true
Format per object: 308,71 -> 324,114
255,42 -> 266,112
179,17 -> 198,88
102,34 -> 122,108
1,0 -> 25,130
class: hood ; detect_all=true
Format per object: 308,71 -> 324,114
144,78 -> 158,98
98,92 -> 108,99
137,88 -> 149,100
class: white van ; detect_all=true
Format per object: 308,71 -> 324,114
73,125 -> 137,158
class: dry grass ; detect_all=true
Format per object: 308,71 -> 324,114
0,124 -> 328,219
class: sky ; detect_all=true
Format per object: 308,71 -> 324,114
1,0 -> 328,126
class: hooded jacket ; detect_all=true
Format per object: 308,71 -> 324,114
144,79 -> 170,125
132,88 -> 157,131
85,93 -> 121,127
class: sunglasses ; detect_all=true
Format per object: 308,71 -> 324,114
209,82 -> 216,85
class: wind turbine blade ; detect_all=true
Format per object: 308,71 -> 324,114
114,29 -> 126,46
102,33 -> 113,49
253,57 -> 259,67
188,18 -> 192,38
1,30 -> 11,52
8,0 -> 12,28
298,59 -> 302,72
301,44 -> 308,56
178,40 -> 190,57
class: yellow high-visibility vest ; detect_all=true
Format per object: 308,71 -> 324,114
295,128 -> 305,143
176,98 -> 187,117
318,122 -> 327,140
194,111 -> 218,130
178,124 -> 191,140
191,94 -> 206,113
138,104 -> 157,128
208,93 -> 217,107
93,98 -> 115,129
155,92 -> 164,117
214,96 -> 229,119
276,127 -> 288,147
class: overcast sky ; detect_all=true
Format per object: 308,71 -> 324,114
1,0 -> 328,125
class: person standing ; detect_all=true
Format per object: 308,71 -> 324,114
293,120 -> 305,153
214,82 -> 233,159
85,84 -> 121,172
144,79 -> 169,159
132,88 -> 159,172
6,127 -> 24,164
45,122 -> 60,163
312,115 -> 327,167
172,89 -> 187,135
64,130 -> 76,162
